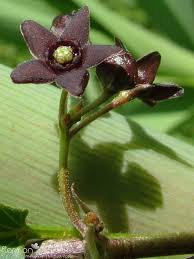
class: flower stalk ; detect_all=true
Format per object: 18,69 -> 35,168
58,90 -> 69,168
58,89 -> 86,236
70,84 -> 151,137
70,90 -> 111,125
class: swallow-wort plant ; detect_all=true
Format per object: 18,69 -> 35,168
10,5 -> 189,259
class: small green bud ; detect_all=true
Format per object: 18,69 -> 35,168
53,46 -> 73,64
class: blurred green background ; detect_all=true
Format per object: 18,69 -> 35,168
0,0 -> 194,143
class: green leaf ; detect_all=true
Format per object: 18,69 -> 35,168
168,106 -> 194,144
0,204 -> 28,246
126,110 -> 187,133
1,64 -> 194,259
136,0 -> 194,50
73,0 -> 194,81
0,65 -> 68,227
164,0 -> 194,46
0,202 -> 72,248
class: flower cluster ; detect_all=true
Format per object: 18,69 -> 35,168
96,38 -> 183,106
11,6 -> 121,96
11,6 -> 183,104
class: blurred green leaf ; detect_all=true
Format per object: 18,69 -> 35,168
127,110 -> 187,132
0,64 -> 69,228
99,0 -> 147,24
168,106 -> 194,144
164,0 -> 194,46
136,0 -> 194,50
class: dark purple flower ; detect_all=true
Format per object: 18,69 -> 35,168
96,38 -> 184,105
11,6 -> 121,96
96,49 -> 138,92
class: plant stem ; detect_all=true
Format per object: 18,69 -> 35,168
70,102 -> 113,137
58,90 -> 69,169
103,232 -> 194,258
70,84 -> 149,137
58,89 -> 86,236
70,91 -> 111,125
26,228 -> 194,258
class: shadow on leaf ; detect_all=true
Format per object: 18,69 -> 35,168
52,121 -> 163,232
126,119 -> 193,168
52,118 -> 192,232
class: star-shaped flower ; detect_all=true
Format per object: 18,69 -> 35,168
96,38 -> 183,105
11,6 -> 121,96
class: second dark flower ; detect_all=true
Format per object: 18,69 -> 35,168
96,38 -> 183,105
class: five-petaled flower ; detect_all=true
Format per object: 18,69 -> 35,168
11,6 -> 121,96
96,38 -> 184,106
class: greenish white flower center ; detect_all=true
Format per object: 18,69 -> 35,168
53,46 -> 73,64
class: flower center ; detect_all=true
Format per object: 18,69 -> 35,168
53,46 -> 73,64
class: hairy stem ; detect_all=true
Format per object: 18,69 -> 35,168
58,89 -> 86,235
104,232 -> 194,258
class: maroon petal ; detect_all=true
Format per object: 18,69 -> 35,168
96,50 -> 137,92
137,52 -> 161,84
55,68 -> 89,96
139,83 -> 184,106
105,50 -> 137,79
51,14 -> 73,38
61,6 -> 90,45
21,20 -> 57,60
82,45 -> 122,69
11,60 -> 56,84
